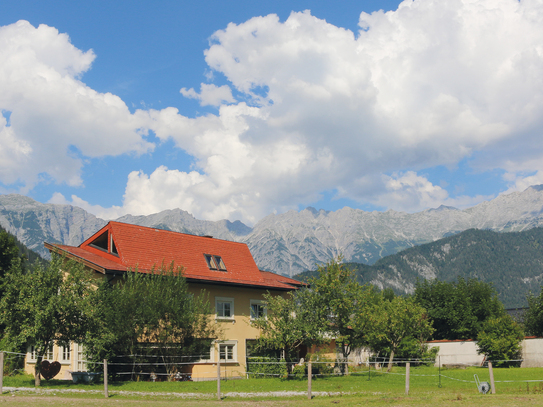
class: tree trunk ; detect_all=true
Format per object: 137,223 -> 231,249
34,354 -> 42,387
387,349 -> 395,373
341,344 -> 350,375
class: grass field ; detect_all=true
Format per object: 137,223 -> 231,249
1,366 -> 542,406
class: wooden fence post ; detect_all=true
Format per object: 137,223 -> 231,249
103,359 -> 108,398
0,351 -> 4,395
405,362 -> 410,395
217,355 -> 221,400
488,361 -> 496,394
308,361 -> 312,400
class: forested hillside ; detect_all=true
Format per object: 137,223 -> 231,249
0,225 -> 46,270
297,228 -> 543,308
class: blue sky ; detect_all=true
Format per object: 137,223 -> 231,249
1,0 -> 542,225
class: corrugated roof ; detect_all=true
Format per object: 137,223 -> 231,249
45,221 -> 302,291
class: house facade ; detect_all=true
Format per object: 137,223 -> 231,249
26,221 -> 303,381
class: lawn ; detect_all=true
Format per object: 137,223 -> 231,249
1,366 -> 542,406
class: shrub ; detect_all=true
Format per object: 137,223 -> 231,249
477,315 -> 524,367
247,356 -> 287,379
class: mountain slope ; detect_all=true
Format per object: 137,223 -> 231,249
2,185 -> 543,276
298,227 -> 543,308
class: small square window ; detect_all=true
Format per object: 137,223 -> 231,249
250,301 -> 266,320
216,297 -> 234,319
220,344 -> 235,361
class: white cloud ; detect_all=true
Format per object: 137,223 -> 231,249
7,0 -> 543,222
49,192 -> 125,220
180,83 -> 235,106
134,0 -> 543,220
0,20 -> 154,188
360,171 -> 491,212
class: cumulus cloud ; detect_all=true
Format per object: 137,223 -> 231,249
180,83 -> 235,106
6,0 -> 543,223
128,0 -> 543,222
49,192 -> 125,220
0,20 -> 153,189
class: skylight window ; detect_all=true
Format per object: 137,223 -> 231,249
205,254 -> 227,271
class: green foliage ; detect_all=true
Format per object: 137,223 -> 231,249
0,253 -> 95,386
0,226 -> 46,275
363,295 -> 434,372
83,264 -> 218,379
307,351 -> 334,375
414,278 -> 505,340
524,287 -> 543,336
292,363 -> 306,379
296,227 -> 543,308
247,357 -> 287,379
251,289 -> 323,371
307,257 -> 380,365
476,315 -> 524,366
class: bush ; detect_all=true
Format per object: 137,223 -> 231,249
307,351 -> 334,376
292,363 -> 306,379
247,357 -> 287,379
477,315 -> 524,367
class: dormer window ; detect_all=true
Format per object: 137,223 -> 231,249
205,254 -> 227,271
89,230 -> 119,256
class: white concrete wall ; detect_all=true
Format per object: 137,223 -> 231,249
428,337 -> 543,367
427,340 -> 484,367
521,337 -> 543,368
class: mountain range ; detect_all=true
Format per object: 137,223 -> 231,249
298,227 -> 543,308
2,185 -> 543,277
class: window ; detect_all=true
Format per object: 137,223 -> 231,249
216,341 -> 238,362
220,344 -> 235,361
204,254 -> 227,271
29,346 -> 53,361
250,300 -> 266,320
89,230 -> 118,256
74,343 -> 87,371
216,297 -> 234,319
61,345 -> 71,363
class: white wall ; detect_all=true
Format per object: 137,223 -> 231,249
427,337 -> 543,367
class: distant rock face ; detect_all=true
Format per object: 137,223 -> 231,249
2,185 -> 543,276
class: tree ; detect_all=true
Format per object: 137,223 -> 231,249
0,253 -> 95,386
365,295 -> 434,372
308,257 -> 379,374
251,289 -> 324,373
84,264 -> 219,379
414,278 -> 504,340
477,315 -> 524,367
524,288 -> 543,337
0,228 -> 25,278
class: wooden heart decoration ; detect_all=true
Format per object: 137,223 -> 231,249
41,360 -> 61,380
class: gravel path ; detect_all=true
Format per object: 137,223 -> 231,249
3,386 -> 356,399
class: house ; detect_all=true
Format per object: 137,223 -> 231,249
27,221 -> 304,381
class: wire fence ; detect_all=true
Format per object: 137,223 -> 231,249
3,350 -> 543,399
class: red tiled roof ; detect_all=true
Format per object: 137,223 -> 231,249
45,221 -> 300,291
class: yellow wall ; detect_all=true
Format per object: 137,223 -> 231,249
188,283 -> 288,380
25,265 -> 292,381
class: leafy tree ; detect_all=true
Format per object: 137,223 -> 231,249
307,257 -> 378,374
365,295 -> 434,372
0,253 -> 95,386
524,288 -> 543,336
0,228 -> 25,278
414,278 -> 504,340
476,315 -> 524,366
251,289 -> 324,374
84,264 -> 219,379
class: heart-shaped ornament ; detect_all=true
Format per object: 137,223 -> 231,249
40,360 -> 61,380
